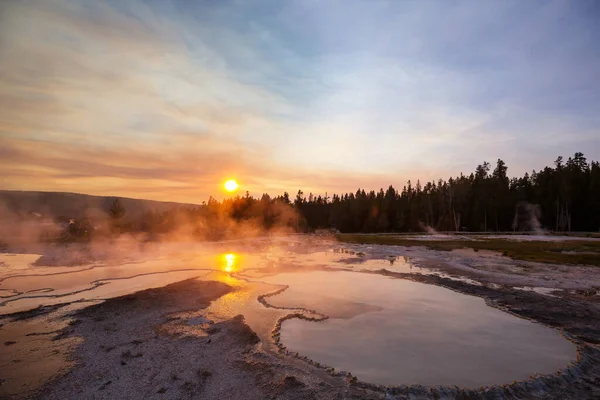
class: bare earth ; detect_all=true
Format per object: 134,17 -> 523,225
30,279 -> 370,400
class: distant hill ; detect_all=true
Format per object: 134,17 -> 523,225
0,190 -> 199,220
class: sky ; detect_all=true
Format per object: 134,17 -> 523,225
1,0 -> 599,203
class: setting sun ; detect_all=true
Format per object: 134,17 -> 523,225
224,179 -> 239,192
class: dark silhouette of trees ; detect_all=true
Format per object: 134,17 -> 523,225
108,198 -> 126,221
62,218 -> 93,242
59,152 -> 600,241
295,152 -> 599,233
106,198 -> 134,234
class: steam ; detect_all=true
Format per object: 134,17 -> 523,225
0,202 -> 62,253
0,196 -> 302,266
418,222 -> 439,235
512,202 -> 545,235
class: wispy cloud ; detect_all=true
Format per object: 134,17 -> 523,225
1,0 -> 598,202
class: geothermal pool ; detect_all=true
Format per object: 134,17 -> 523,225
264,270 -> 575,387
0,238 -> 578,389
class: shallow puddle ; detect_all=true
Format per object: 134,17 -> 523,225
267,270 -> 577,388
0,303 -> 89,397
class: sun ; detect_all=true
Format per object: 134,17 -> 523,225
224,179 -> 239,192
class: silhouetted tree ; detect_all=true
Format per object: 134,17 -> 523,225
55,152 -> 600,239
108,198 -> 125,221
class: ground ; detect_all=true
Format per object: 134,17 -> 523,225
1,235 -> 600,399
31,279 -> 378,400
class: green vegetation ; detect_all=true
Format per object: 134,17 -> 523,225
337,234 -> 600,267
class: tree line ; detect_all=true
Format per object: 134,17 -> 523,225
295,152 -> 599,233
61,152 -> 600,241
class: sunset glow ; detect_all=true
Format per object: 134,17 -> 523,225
1,0 -> 597,203
0,2 -> 598,397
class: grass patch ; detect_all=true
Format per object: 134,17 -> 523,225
337,234 -> 600,266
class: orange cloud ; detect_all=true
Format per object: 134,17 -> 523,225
0,0 -> 427,203
1,134 -> 411,203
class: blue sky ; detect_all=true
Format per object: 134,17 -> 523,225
1,0 -> 599,202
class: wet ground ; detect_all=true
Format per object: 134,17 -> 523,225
1,235 -> 600,399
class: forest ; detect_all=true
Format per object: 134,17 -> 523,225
296,152 -> 600,233
58,152 -> 600,241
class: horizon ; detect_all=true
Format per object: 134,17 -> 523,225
0,150 -> 596,205
1,0 -> 599,203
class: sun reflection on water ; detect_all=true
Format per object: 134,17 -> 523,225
222,253 -> 237,272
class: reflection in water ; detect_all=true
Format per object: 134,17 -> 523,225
272,270 -> 577,388
194,271 -> 298,350
223,253 -> 237,272
0,239 -> 579,389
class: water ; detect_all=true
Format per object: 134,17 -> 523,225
267,271 -> 576,387
0,239 -> 578,389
